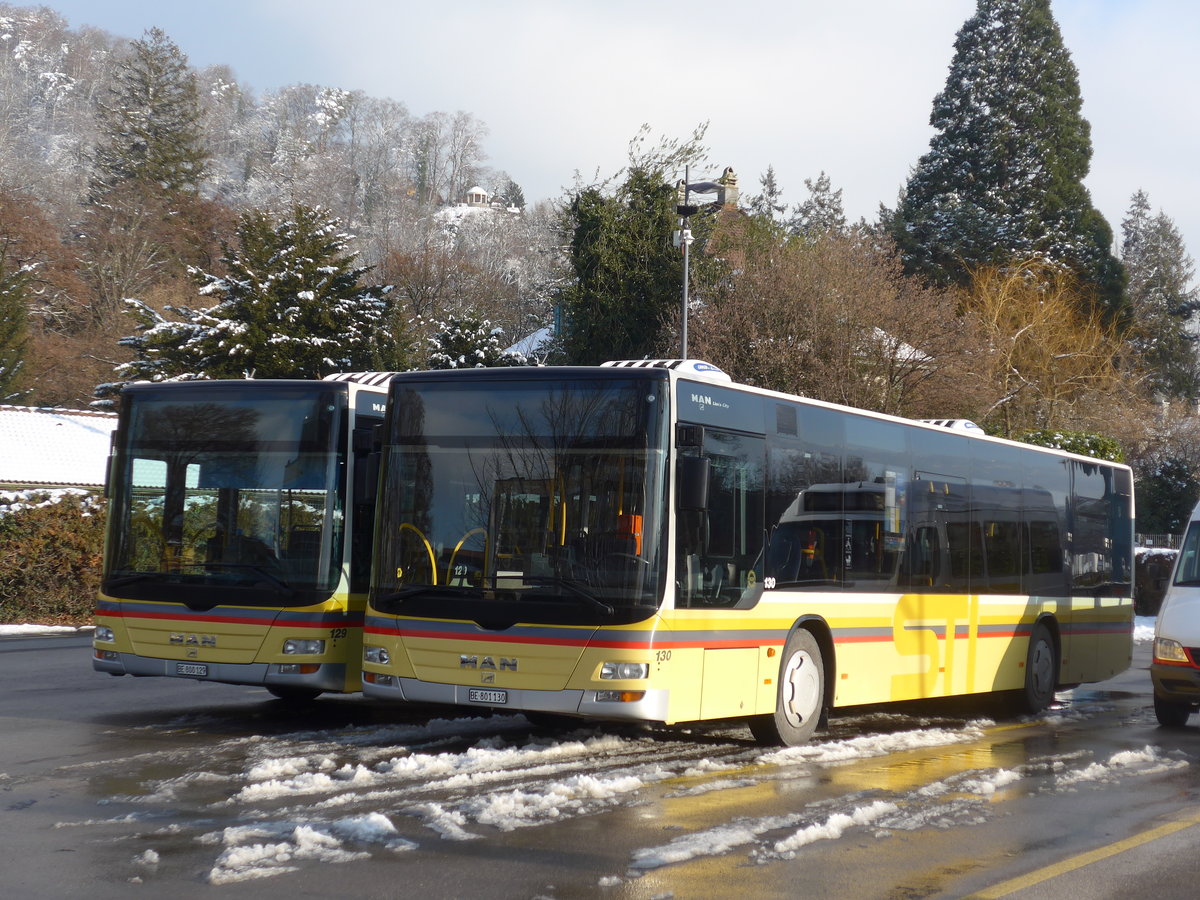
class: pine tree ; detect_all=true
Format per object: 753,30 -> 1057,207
0,238 -> 32,401
102,205 -> 400,393
891,0 -> 1125,318
425,314 -> 526,368
1122,189 -> 1200,398
789,171 -> 847,237
555,125 -> 709,364
91,27 -> 208,198
558,168 -> 686,364
748,166 -> 787,222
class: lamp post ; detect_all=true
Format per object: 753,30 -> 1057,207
674,165 -> 720,359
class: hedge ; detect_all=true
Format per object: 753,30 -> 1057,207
0,492 -> 106,625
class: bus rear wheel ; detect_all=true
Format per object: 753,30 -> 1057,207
1019,622 -> 1057,714
749,628 -> 825,747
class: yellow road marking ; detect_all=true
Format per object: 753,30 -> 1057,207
970,808 -> 1200,898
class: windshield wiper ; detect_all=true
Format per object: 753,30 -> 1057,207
374,585 -> 481,606
523,577 -> 615,616
103,573 -> 159,589
194,562 -> 294,594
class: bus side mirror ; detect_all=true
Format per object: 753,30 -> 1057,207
677,456 -> 710,511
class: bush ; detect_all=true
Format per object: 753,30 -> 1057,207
0,492 -> 106,625
1014,429 -> 1125,463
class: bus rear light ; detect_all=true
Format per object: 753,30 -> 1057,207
596,690 -> 646,703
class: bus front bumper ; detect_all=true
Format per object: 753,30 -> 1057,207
93,650 -> 349,692
362,673 -> 671,722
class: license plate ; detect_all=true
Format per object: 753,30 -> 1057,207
176,663 -> 208,677
468,688 -> 507,704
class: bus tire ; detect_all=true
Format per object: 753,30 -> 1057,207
1154,693 -> 1192,728
1019,621 -> 1057,714
266,686 -> 322,702
749,628 -> 824,747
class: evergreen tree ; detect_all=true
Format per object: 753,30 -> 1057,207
789,171 -> 847,237
0,238 -> 32,401
91,27 -> 208,198
102,205 -> 399,392
556,124 -> 709,364
1122,189 -> 1200,398
558,168 -> 686,364
495,178 -> 526,210
425,314 -> 526,368
748,165 -> 787,222
891,0 -> 1125,318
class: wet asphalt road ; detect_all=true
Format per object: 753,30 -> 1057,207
2,633 -> 1199,900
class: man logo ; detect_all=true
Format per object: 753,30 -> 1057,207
169,633 -> 217,647
460,655 -> 518,671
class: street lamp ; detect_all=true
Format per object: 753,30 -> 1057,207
674,165 -> 721,359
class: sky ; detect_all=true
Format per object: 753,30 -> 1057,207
26,0 -> 1200,271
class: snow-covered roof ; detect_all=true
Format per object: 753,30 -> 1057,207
0,405 -> 117,490
505,326 -> 553,360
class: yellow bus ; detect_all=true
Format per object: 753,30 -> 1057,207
361,360 -> 1134,744
93,374 -> 391,700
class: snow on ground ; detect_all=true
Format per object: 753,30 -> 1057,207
0,623 -> 92,635
11,612 -> 1178,885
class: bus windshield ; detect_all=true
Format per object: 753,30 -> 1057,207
373,375 -> 669,624
103,384 -> 346,606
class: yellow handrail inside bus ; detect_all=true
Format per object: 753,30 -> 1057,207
399,522 -> 437,585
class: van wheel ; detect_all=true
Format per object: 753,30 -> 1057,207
749,629 -> 824,746
1154,693 -> 1192,727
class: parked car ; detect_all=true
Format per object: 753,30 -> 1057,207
1151,503 -> 1200,726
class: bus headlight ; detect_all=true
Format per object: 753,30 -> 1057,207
1154,637 -> 1191,664
600,662 -> 649,680
283,639 -> 326,655
364,646 -> 390,665
95,626 -> 115,643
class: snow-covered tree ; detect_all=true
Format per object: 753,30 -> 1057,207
889,0 -> 1124,318
1122,189 -> 1200,398
101,205 -> 400,394
424,314 -> 526,369
91,27 -> 208,198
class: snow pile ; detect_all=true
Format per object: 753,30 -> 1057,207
204,815 -> 413,885
1055,745 -> 1189,788
757,724 -> 985,767
773,800 -> 899,855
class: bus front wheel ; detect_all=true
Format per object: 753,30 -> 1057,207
749,628 -> 825,747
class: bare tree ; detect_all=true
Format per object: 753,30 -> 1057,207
690,228 -> 981,419
965,259 -> 1141,435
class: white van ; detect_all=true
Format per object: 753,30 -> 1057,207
1152,499 -> 1200,726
